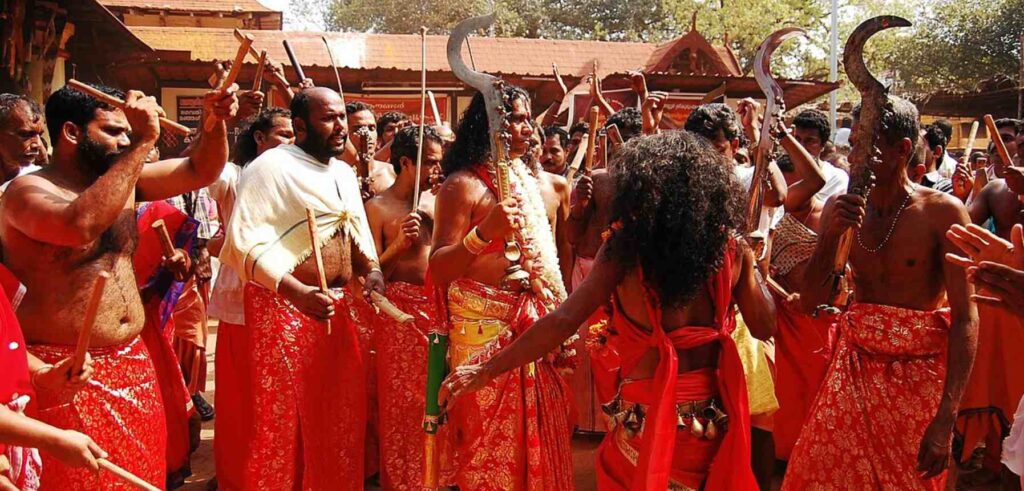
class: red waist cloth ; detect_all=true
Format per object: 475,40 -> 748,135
346,287 -> 380,479
369,281 -> 434,491
212,321 -> 250,490
782,303 -> 951,491
243,283 -> 366,491
442,277 -> 574,491
29,337 -> 166,490
597,369 -> 721,490
770,290 -> 835,460
955,304 -> 1024,467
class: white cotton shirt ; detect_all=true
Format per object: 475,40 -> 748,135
206,163 -> 245,325
815,159 -> 849,203
734,164 -> 784,234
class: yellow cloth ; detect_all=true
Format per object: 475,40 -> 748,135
733,313 -> 778,418
221,144 -> 378,291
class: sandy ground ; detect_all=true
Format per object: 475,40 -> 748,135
180,323 -> 1010,491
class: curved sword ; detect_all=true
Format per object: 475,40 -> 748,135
826,15 -> 911,308
747,27 -> 806,234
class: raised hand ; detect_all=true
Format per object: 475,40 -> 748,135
123,90 -> 163,145
478,198 -> 520,242
821,194 -> 867,240
235,90 -> 265,122
204,83 -> 239,124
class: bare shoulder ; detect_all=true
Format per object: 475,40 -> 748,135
437,169 -> 486,202
916,186 -> 968,228
2,170 -> 70,205
545,172 -> 570,193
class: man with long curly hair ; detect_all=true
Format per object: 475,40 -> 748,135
428,85 -> 574,490
442,130 -> 776,490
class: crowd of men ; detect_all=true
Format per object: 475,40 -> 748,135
0,35 -> 1021,491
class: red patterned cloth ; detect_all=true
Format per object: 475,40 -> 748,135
442,278 -> 574,491
595,243 -> 756,491
770,290 -> 835,460
783,303 -> 951,490
29,337 -> 166,490
346,287 -> 380,480
0,268 -> 40,490
243,283 -> 366,490
212,321 -> 250,490
371,281 -> 433,490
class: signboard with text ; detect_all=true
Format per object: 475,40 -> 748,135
347,93 -> 451,125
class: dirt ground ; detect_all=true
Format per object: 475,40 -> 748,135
180,323 -> 1011,491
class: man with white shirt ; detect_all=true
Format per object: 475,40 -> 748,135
791,109 -> 848,202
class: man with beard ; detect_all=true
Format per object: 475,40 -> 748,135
540,126 -> 569,176
363,125 -> 442,490
954,116 -> 1024,480
0,95 -> 44,190
429,85 -> 575,489
221,87 -> 385,490
345,101 -> 396,197
0,82 -> 236,489
786,97 -> 976,490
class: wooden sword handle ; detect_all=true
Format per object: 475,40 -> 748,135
204,33 -> 253,131
66,80 -> 191,136
984,114 -> 1015,171
151,220 -> 176,258
305,208 -> 332,334
70,271 -> 110,375
358,277 -> 414,325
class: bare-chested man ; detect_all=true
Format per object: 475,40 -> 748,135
429,84 -> 575,489
785,96 -> 977,489
372,110 -> 410,164
345,101 -> 396,197
363,125 -> 441,490
0,82 -> 236,488
221,87 -> 385,489
0,95 -> 44,187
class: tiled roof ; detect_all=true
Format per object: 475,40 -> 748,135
99,0 -> 277,13
129,26 -> 659,78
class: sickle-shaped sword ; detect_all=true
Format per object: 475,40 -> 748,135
447,13 -> 531,290
747,27 -> 806,236
825,15 -> 911,308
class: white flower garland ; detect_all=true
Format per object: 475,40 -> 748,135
508,159 -> 568,304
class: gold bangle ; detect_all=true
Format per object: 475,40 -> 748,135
462,226 -> 490,255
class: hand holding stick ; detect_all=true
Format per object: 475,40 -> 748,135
97,459 -> 161,491
305,208 -> 332,334
252,50 -> 267,91
66,80 -> 190,136
583,106 -> 600,174
70,272 -> 110,376
205,33 -> 252,131
358,277 -> 414,325
152,220 -> 176,258
985,114 -> 1015,169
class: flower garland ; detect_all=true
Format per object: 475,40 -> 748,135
508,159 -> 567,305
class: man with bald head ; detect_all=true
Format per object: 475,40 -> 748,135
222,86 -> 385,490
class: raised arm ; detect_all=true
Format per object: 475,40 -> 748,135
441,246 -> 623,403
538,66 -> 568,128
732,239 -> 777,340
918,198 -> 978,478
428,171 -> 517,285
136,86 -> 239,201
781,129 -> 827,212
2,92 -> 159,247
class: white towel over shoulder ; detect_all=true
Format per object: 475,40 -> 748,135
221,144 -> 379,291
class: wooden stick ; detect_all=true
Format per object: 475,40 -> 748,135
151,220 -> 176,258
414,27 -> 427,210
204,33 -> 252,131
963,120 -> 980,158
582,106 -> 600,174
565,133 -> 588,184
305,208 -> 331,335
283,40 -> 306,84
66,80 -> 190,136
358,277 -> 415,325
98,459 -> 161,491
252,50 -> 267,92
70,272 -> 110,375
984,114 -> 1015,171
427,90 -> 442,126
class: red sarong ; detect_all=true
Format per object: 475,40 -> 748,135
244,283 -> 366,490
347,287 -> 380,480
212,320 -> 250,490
371,281 -> 433,491
29,337 -> 166,490
783,303 -> 951,490
595,243 -> 756,491
443,278 -> 574,491
770,291 -> 835,460
956,304 -> 1024,469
